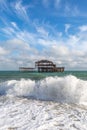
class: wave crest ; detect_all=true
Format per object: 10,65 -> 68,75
0,75 -> 87,104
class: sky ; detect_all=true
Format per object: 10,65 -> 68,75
0,0 -> 87,70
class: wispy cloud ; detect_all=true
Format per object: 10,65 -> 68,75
0,0 -> 11,13
54,0 -> 61,9
35,26 -> 49,38
42,0 -> 49,8
13,0 -> 29,22
65,24 -> 71,34
64,3 -> 79,17
1,21 -> 21,39
11,22 -> 19,30
2,27 -> 15,36
42,0 -> 81,17
42,0 -> 61,9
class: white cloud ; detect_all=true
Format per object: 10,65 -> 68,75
50,44 -> 69,56
79,25 -> 87,32
65,24 -> 71,33
0,46 -> 9,55
5,39 -> 30,51
36,26 -> 49,37
0,38 -> 40,70
38,39 -> 52,46
68,35 -> 80,46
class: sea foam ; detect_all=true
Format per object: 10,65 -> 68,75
0,75 -> 87,104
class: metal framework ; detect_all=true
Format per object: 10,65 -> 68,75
19,60 -> 64,72
35,60 -> 64,72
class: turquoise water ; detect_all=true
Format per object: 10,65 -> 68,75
0,71 -> 87,80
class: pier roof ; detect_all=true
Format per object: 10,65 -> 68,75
35,60 -> 53,64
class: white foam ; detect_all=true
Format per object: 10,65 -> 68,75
0,98 -> 87,130
0,75 -> 87,104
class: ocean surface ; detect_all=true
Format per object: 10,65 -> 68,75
0,71 -> 87,130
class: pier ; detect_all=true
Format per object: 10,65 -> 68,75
19,60 -> 64,72
35,60 -> 64,72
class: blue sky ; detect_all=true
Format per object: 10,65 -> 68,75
0,0 -> 87,70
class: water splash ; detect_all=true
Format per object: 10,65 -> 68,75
0,75 -> 87,104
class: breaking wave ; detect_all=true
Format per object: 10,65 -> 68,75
0,75 -> 87,104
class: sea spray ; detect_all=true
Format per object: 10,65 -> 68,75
0,75 -> 87,104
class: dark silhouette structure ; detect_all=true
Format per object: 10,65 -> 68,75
35,60 -> 64,72
19,60 -> 64,72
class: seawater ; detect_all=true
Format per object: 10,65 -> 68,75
0,71 -> 87,130
0,70 -> 87,80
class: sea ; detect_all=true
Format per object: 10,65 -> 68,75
0,71 -> 87,130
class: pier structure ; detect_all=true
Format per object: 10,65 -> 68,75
19,67 -> 35,72
19,60 -> 64,72
35,60 -> 64,72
